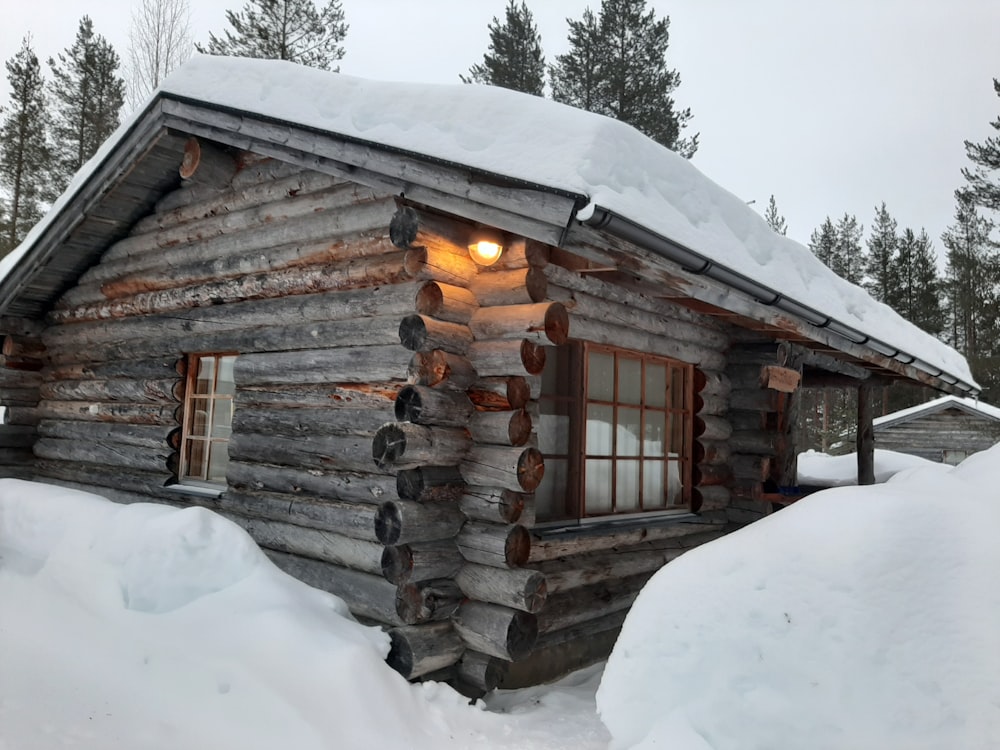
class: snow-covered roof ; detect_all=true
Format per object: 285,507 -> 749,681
0,56 -> 976,393
874,395 -> 1000,429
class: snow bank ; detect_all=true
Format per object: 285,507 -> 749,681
797,448 -> 942,486
598,446 -> 1000,749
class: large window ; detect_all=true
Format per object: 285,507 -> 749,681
178,353 -> 236,487
535,342 -> 694,523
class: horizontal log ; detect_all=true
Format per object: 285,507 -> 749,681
459,486 -> 526,525
380,540 -> 464,585
693,462 -> 733,486
265,550 -> 403,626
0,354 -> 43,371
228,431 -> 382,474
729,388 -> 783,412
528,517 -> 724,562
387,622 -> 465,680
532,608 -> 628,653
0,316 -> 44,337
729,430 -> 780,455
404,246 -> 477,286
393,385 -> 474,427
232,514 -> 383,575
371,422 -> 471,470
33,436 -> 172,474
0,387 -> 41,405
467,339 -> 546,378
461,445 -> 544,493
234,383 -> 396,410
699,369 -> 732,398
219,488 -> 379,541
469,267 -> 547,307
455,564 -> 547,613
540,544 -> 686,594
2,336 -> 46,359
452,601 -> 537,661
456,522 -> 531,568
390,205 -> 475,257
31,460 -> 171,495
231,406 -> 392,438
469,302 -> 569,346
695,485 -> 731,512
468,408 -> 532,447
0,448 -> 36,467
44,357 -> 185,382
0,425 -> 37,449
395,465 -> 466,503
233,346 -> 412,386
374,499 -> 465,546
569,315 -> 727,371
398,315 -> 473,354
226,461 -> 395,504
39,378 -> 182,404
693,439 -> 731,466
467,376 -> 530,411
407,350 -> 478,390
490,236 -> 550,270
456,650 -> 509,694
730,454 -> 774,482
415,281 -> 478,324
536,573 -> 653,635
3,407 -> 39,426
35,400 -> 179,425
38,420 -> 179,451
0,368 -> 42,387
694,415 -> 732,441
395,578 -> 464,625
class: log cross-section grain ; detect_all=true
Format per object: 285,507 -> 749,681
459,486 -> 526,524
398,315 -> 474,354
386,622 -> 466,680
373,499 -> 466,546
461,445 -> 544,493
467,339 -> 546,377
468,408 -> 532,447
407,350 -> 478,390
371,422 -> 472,470
467,376 -> 531,411
452,601 -> 538,661
455,564 -> 547,613
456,522 -> 531,568
395,465 -> 466,503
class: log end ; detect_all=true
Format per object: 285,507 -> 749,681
381,544 -> 413,584
543,302 -> 570,346
390,206 -> 420,249
505,610 -> 539,661
414,281 -> 444,318
508,409 -> 533,447
386,629 -> 418,678
179,137 -> 201,179
398,315 -> 428,352
690,487 -> 704,514
394,385 -> 424,423
516,447 -> 545,493
375,501 -> 404,546
520,339 -> 546,375
372,423 -> 406,469
505,524 -> 531,567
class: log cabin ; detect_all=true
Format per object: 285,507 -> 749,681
874,395 -> 1000,465
0,56 -> 979,692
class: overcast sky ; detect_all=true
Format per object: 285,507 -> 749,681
2,0 -> 998,254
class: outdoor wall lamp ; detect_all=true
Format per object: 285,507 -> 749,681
468,227 -> 504,266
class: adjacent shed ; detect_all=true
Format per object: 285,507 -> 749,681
0,56 -> 979,692
874,395 -> 1000,464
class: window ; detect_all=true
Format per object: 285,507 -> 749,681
178,353 -> 236,487
535,342 -> 694,523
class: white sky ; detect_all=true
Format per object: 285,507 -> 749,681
1,0 -> 998,252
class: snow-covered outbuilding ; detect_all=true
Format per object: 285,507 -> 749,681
874,395 -> 1000,464
0,56 -> 978,690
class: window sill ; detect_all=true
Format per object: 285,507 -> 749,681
162,482 -> 226,500
531,510 -> 705,540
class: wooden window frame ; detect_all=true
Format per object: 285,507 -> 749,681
178,352 -> 236,488
537,341 -> 695,523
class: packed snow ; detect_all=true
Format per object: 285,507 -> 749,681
4,445 -> 1000,748
0,55 -> 974,389
797,448 -> 940,486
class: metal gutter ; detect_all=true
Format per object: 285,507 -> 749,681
583,206 -> 979,396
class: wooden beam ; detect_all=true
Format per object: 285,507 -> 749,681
857,382 -> 875,485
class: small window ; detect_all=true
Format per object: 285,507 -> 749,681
535,342 -> 694,523
178,353 -> 236,487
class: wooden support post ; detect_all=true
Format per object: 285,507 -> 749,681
857,381 -> 875,485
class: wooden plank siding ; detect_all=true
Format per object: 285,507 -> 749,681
875,409 -> 1000,464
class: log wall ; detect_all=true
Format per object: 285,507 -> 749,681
874,409 -> 1000,463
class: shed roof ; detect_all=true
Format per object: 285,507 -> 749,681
0,55 -> 977,394
874,395 -> 1000,430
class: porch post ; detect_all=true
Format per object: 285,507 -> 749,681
857,381 -> 875,485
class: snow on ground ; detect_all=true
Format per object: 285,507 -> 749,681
599,444 -> 1000,750
4,445 -> 1000,749
797,448 -> 941,486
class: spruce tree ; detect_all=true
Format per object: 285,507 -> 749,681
0,37 -> 51,254
808,217 -> 838,269
864,202 -> 898,304
48,17 -> 126,191
834,214 -> 865,285
462,1 -> 545,96
960,78 -> 1000,211
764,194 -> 787,235
910,228 -> 945,336
550,0 -> 697,157
198,0 -> 348,70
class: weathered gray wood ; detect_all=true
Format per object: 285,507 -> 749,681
456,522 -> 531,568
33,436 -> 172,473
459,486 -> 526,524
373,499 -> 466,546
226,461 -> 395,504
219,488 -> 380,541
37,420 -> 178,450
456,650 -> 508,693
469,267 -> 547,307
467,376 -> 530,411
536,573 -> 653,635
403,246 -> 477,286
2,336 -> 46,359
265,550 -> 403,626
178,136 -> 237,185
390,204 -> 475,257
386,622 -> 465,680
395,465 -> 466,503
467,339 -> 546,378
3,407 -> 39,426
694,439 -> 731,466
228,431 -> 381,474
231,406 -> 392,438
234,346 -> 412,386
395,578 -> 464,625
729,430 -> 779,455
35,400 -> 179,425
694,462 -> 733,487
0,425 -> 37,449
407,350 -> 478,390
694,485 -> 731,512
0,387 -> 41,405
39,378 -> 181,403
695,415 -> 732,441
234,383 -> 396,409
569,315 -> 727,371
0,448 -> 36,467
455,564 -> 547,613
0,368 -> 42,386
414,281 -> 478,324
540,545 -> 686,594
44,357 -> 184,382
380,540 -> 464,585
0,316 -> 44,338
461,446 -> 544,492
468,408 -> 532,447
528,517 -> 724,562
371,422 -> 472,470
398,315 -> 474,354
857,382 -> 875,485
469,302 -> 569,346
393,385 -> 474,427
452,601 -> 537,661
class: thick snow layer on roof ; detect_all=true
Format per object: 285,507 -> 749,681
873,394 -> 1000,426
598,445 -> 1000,749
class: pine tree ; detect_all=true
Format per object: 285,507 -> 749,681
462,1 -> 545,96
864,202 -> 898,304
48,17 -> 126,191
764,194 -> 787,235
834,214 -> 865,285
808,217 -> 838,268
0,37 -> 51,254
960,78 -> 1000,211
550,0 -> 697,157
911,228 -> 945,336
197,0 -> 348,71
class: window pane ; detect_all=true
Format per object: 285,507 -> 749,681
643,461 -> 666,508
616,460 -> 640,512
644,411 -> 666,457
193,357 -> 215,396
188,398 -> 211,438
585,459 -> 612,514
671,412 -> 686,455
617,407 -> 641,456
535,458 -> 567,521
212,399 -> 233,438
670,366 -> 687,410
586,404 -> 613,455
207,442 -> 229,484
645,363 -> 666,408
537,399 -> 570,454
587,351 -> 614,401
666,461 -> 684,506
618,357 -> 641,405
183,439 -> 207,480
217,355 -> 237,396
